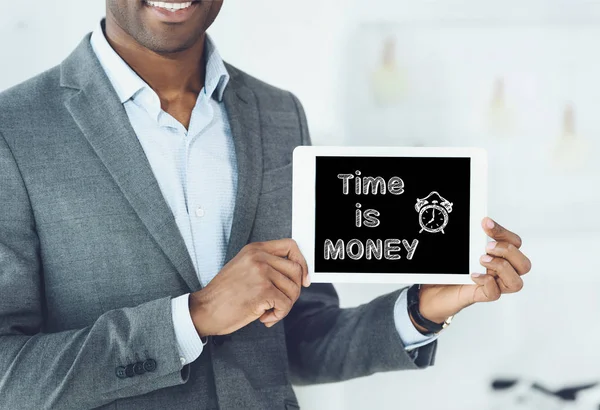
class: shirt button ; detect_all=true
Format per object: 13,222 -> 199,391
180,357 -> 186,365
195,207 -> 205,218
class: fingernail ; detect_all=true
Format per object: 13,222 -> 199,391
486,241 -> 497,251
480,254 -> 493,263
486,218 -> 495,229
471,273 -> 482,278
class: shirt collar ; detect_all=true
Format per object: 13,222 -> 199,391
90,19 -> 230,105
204,35 -> 229,102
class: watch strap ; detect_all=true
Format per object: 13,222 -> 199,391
407,285 -> 453,334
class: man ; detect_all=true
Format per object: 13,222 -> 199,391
0,1 -> 531,409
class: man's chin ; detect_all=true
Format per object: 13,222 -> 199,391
139,35 -> 204,55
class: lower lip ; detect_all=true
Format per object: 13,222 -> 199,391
143,1 -> 199,23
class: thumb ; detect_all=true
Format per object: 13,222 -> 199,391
470,273 -> 501,303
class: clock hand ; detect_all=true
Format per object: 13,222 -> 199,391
429,209 -> 436,224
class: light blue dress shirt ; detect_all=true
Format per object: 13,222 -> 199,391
90,22 -> 437,366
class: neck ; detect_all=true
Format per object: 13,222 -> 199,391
103,20 -> 206,102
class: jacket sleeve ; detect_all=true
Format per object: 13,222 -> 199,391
284,284 -> 437,385
284,94 -> 437,385
0,131 -> 189,410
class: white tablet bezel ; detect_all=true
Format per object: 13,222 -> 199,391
292,146 -> 488,285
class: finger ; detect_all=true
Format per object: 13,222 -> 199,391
482,218 -> 522,249
259,310 -> 280,326
479,255 -> 524,293
259,264 -> 302,326
470,273 -> 501,302
262,253 -> 303,287
256,239 -> 310,287
259,296 -> 292,325
259,310 -> 282,327
266,264 -> 302,304
485,241 -> 532,276
255,286 -> 293,324
259,311 -> 277,324
479,267 -> 508,291
259,309 -> 285,326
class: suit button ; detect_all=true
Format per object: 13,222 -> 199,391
115,366 -> 127,379
143,358 -> 157,372
133,362 -> 146,375
125,364 -> 136,378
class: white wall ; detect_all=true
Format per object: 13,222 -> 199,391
2,1 -> 600,409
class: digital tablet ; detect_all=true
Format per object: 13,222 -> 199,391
292,146 -> 488,284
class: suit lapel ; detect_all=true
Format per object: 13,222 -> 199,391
61,35 -> 201,292
222,73 -> 263,263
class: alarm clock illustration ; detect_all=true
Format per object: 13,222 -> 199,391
415,191 -> 454,234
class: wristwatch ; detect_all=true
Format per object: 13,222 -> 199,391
407,284 -> 454,334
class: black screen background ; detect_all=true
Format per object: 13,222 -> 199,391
314,156 -> 471,274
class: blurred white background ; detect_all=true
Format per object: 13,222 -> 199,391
2,1 -> 600,409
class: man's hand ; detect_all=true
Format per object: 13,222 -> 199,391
415,217 -> 532,327
188,239 -> 310,337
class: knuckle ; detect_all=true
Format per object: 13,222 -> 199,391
277,310 -> 290,321
250,298 -> 268,316
259,278 -> 272,292
514,235 -> 523,248
489,282 -> 501,300
506,243 -> 516,253
250,259 -> 264,272
254,249 -> 267,261
244,247 -> 261,260
245,250 -> 258,261
265,286 -> 276,297
499,258 -> 511,270
293,261 -> 303,277
283,297 -> 293,312
524,257 -> 532,273
264,287 -> 275,299
292,282 -> 301,300
513,279 -> 524,292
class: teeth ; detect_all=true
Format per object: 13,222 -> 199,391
145,1 -> 193,11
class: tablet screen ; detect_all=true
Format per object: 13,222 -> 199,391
314,156 -> 471,275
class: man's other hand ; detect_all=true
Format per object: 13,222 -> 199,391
189,239 -> 310,337
416,217 -> 532,327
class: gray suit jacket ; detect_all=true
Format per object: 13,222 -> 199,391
0,34 -> 436,410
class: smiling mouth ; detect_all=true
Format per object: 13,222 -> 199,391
143,1 -> 197,12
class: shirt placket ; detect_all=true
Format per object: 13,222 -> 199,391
182,92 -> 215,286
